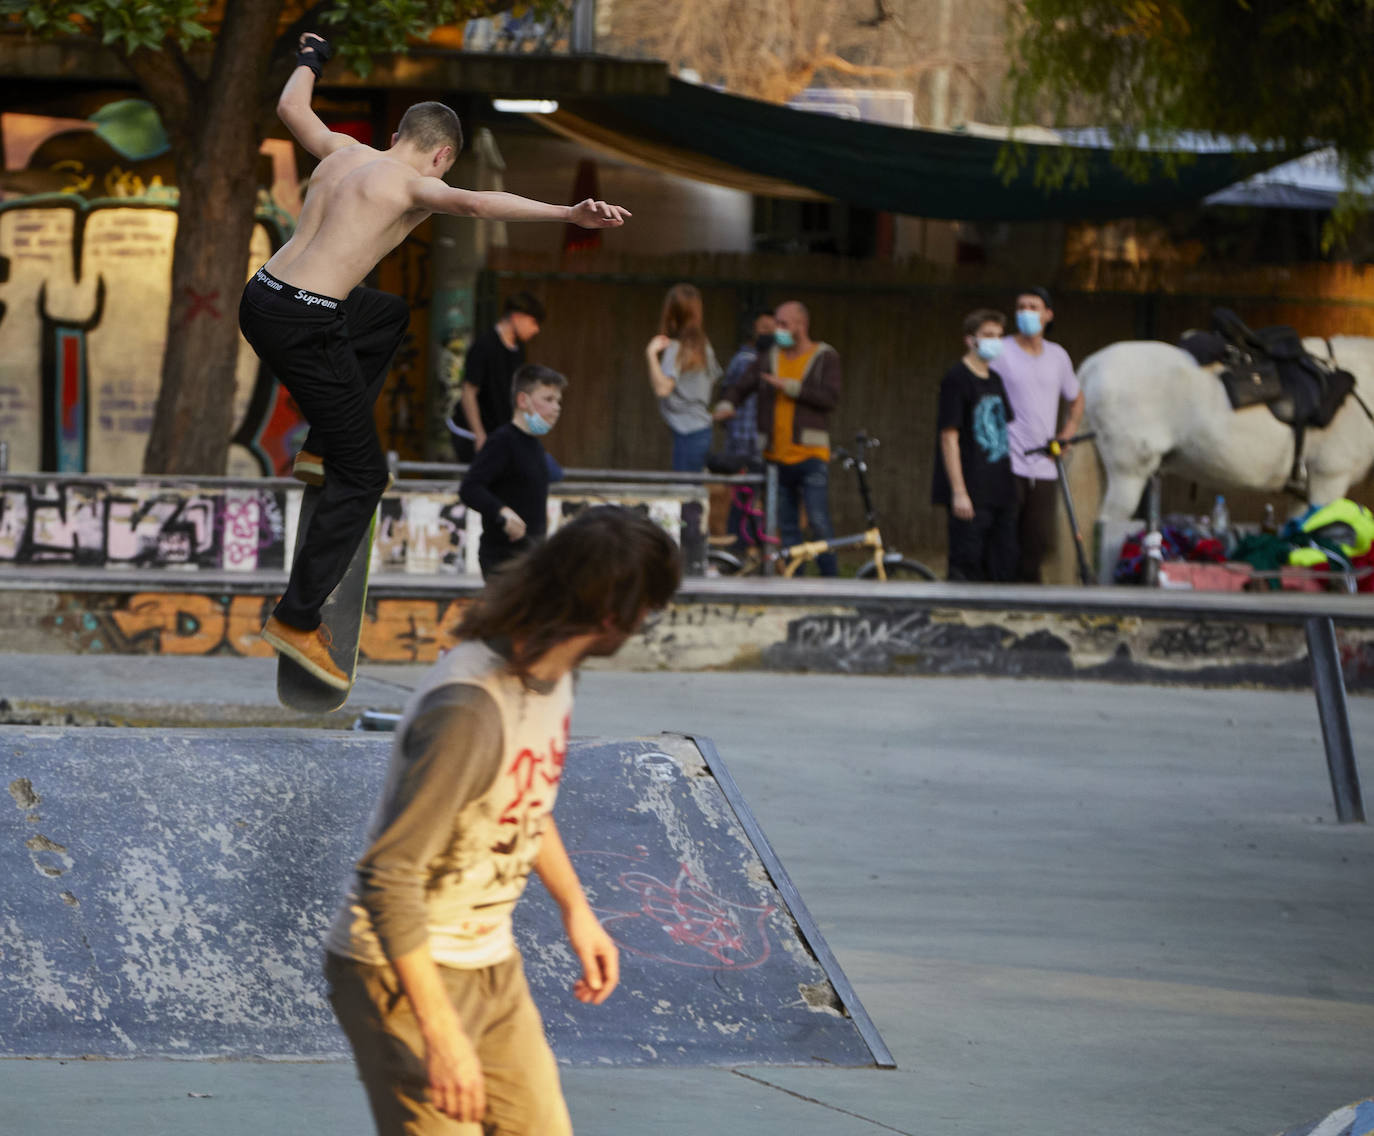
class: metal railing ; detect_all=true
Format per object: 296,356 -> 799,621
388,455 -> 778,542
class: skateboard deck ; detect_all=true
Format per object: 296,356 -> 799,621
276,484 -> 377,713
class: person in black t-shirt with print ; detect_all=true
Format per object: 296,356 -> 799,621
453,292 -> 546,459
931,309 -> 1018,582
460,364 -> 566,578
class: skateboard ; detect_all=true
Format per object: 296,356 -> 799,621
276,483 -> 377,713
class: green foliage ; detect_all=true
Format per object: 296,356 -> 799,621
2,0 -> 566,72
1008,0 -> 1374,243
321,0 -> 566,76
0,0 -> 212,53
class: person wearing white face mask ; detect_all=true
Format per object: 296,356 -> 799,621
460,364 -> 567,579
997,286 -> 1086,583
932,310 -> 1019,581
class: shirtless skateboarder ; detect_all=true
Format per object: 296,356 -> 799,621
241,33 -> 629,688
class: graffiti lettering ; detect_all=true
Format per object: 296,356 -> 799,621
0,480 -> 287,570
1148,622 -> 1266,658
359,598 -> 469,662
775,610 -> 1071,676
41,593 -> 473,659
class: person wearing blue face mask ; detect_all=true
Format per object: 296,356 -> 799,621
460,364 -> 567,578
713,300 -> 843,576
932,310 -> 1019,581
997,286 -> 1086,583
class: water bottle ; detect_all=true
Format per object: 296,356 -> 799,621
1262,503 -> 1277,534
1211,495 -> 1231,552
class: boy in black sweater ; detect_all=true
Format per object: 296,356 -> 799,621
460,364 -> 566,578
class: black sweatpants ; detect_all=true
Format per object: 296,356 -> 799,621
1014,475 -> 1060,584
946,504 -> 1018,582
239,268 -> 409,629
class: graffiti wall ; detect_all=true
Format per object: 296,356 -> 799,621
7,588 -> 1374,692
34,592 -> 475,662
0,474 -> 704,579
0,478 -> 288,570
0,93 -> 305,477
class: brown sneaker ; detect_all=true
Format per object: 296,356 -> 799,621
291,451 -> 395,492
292,450 -> 325,486
261,615 -> 350,690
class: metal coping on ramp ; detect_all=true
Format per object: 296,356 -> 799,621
0,727 -> 891,1068
1277,1096 -> 1374,1136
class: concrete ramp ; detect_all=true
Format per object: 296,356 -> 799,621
0,727 -> 888,1067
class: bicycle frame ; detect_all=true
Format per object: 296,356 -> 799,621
714,432 -> 931,581
778,528 -> 888,578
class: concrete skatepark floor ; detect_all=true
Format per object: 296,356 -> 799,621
0,659 -> 1371,1136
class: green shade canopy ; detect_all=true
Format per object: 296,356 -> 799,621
556,78 -> 1292,221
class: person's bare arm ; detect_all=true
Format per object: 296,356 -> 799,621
535,818 -> 619,1005
646,335 -> 675,399
277,35 -> 361,161
940,428 -> 974,520
459,384 -> 487,451
1058,390 -> 1086,444
411,181 -> 631,227
390,946 -> 486,1123
353,686 -> 502,1123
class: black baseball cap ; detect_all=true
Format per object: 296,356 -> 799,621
1018,285 -> 1053,308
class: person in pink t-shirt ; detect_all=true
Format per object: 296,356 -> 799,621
996,287 -> 1086,583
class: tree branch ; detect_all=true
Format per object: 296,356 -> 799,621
124,40 -> 197,147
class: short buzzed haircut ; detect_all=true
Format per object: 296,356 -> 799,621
512,363 -> 566,400
963,308 -> 1006,338
504,291 -> 546,323
397,101 -> 463,155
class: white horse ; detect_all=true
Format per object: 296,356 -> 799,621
1080,336 -> 1374,519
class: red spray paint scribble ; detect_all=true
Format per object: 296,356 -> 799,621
573,849 -> 775,970
183,288 -> 222,324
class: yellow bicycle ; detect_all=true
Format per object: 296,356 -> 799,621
709,432 -> 935,581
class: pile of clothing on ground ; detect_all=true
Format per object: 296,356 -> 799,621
1115,499 -> 1374,591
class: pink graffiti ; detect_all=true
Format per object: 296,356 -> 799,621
575,849 -> 775,970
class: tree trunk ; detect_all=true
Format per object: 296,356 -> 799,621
143,0 -> 283,474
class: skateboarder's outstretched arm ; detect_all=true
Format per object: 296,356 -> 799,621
410,178 -> 631,227
277,33 -> 362,161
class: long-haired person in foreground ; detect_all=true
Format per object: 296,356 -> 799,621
323,506 -> 680,1135
646,282 -> 721,472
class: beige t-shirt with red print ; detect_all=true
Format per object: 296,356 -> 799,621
325,639 -> 572,969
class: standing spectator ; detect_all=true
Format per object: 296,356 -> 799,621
715,310 -> 776,546
454,291 -> 545,459
720,310 -> 777,464
715,300 -> 841,576
646,283 -> 721,472
998,286 -> 1085,583
932,310 -> 1018,581
459,364 -> 565,579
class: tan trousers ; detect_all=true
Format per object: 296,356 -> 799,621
325,951 -> 573,1136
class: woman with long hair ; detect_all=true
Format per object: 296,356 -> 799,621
645,283 -> 721,472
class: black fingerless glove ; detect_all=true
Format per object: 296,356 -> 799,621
296,34 -> 334,79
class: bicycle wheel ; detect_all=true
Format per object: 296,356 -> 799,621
708,549 -> 746,576
857,556 -> 937,582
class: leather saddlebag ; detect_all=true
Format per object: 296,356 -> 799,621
1220,359 -> 1283,409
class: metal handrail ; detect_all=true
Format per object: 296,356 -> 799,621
391,458 -> 765,488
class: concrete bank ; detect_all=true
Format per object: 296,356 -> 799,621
3,571 -> 1374,691
1,672 -> 1372,1136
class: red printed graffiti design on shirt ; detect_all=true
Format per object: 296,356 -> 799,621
498,713 -> 570,826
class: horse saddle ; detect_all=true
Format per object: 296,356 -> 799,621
1180,309 -> 1355,430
